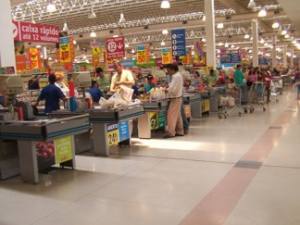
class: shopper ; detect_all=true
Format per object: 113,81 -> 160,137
28,75 -> 40,90
55,72 -> 69,97
234,64 -> 247,104
95,67 -> 110,91
164,64 -> 184,138
110,62 -> 135,93
35,74 -> 66,113
88,80 -> 103,103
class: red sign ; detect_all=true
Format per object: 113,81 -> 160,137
105,36 -> 125,60
13,21 -> 59,43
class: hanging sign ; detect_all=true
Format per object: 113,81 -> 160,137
137,45 -> 146,65
13,21 -> 59,43
220,49 -> 241,64
161,48 -> 172,65
194,41 -> 206,66
59,37 -> 71,63
171,29 -> 186,57
105,36 -> 125,60
28,48 -> 41,70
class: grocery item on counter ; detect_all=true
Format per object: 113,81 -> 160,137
149,87 -> 166,101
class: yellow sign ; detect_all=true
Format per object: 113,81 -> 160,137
106,129 -> 119,146
161,48 -> 172,65
92,47 -> 102,68
54,136 -> 73,164
59,37 -> 71,63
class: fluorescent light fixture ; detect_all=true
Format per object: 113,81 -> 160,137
131,48 -> 136,54
218,42 -> 224,46
248,0 -> 256,9
113,35 -> 119,38
36,45 -> 41,48
272,21 -> 280,29
63,22 -> 69,32
202,38 -> 206,42
88,9 -> 97,19
90,31 -> 97,38
47,2 -> 57,13
281,30 -> 287,35
125,43 -> 129,48
284,34 -> 290,39
258,8 -> 267,17
244,34 -> 250,39
231,44 -> 235,48
217,23 -> 224,29
225,42 -> 229,48
260,38 -> 265,44
202,15 -> 206,21
119,13 -> 126,23
73,40 -> 77,45
276,47 -> 282,52
160,0 -> 170,9
160,40 -> 166,46
162,29 -> 169,35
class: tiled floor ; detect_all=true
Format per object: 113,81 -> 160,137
1,90 -> 300,225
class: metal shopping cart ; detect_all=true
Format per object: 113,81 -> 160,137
247,81 -> 266,113
270,77 -> 282,103
218,86 -> 245,119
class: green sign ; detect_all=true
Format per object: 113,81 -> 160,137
54,136 -> 73,164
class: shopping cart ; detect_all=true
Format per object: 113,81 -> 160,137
247,81 -> 266,113
270,77 -> 282,103
218,86 -> 245,119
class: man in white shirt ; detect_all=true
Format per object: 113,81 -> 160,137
110,62 -> 135,93
164,64 -> 184,138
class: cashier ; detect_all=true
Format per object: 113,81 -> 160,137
110,62 -> 135,93
35,74 -> 66,113
88,80 -> 103,103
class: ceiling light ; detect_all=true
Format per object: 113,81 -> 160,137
191,50 -> 195,56
286,52 -> 292,57
119,13 -> 126,23
202,38 -> 207,42
231,44 -> 235,48
90,31 -> 97,38
272,21 -> 280,29
48,57 -> 53,61
225,42 -> 229,48
88,9 -> 97,19
244,34 -> 250,39
161,40 -> 166,46
217,23 -> 224,29
218,42 -> 224,46
202,15 -> 206,21
293,54 -> 297,58
248,0 -> 256,9
281,30 -> 287,35
36,45 -> 41,49
258,8 -> 267,17
73,40 -> 77,45
47,2 -> 57,13
113,35 -> 119,38
131,48 -> 136,54
276,47 -> 282,52
63,22 -> 69,32
161,0 -> 170,9
260,38 -> 265,44
264,42 -> 268,47
125,43 -> 129,48
284,34 -> 290,39
292,40 -> 297,45
162,29 -> 169,35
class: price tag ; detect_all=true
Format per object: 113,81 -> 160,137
106,124 -> 119,146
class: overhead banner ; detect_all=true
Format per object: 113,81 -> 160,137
220,49 -> 241,64
59,37 -> 71,63
91,40 -> 102,68
137,45 -> 150,65
105,36 -> 125,60
13,21 -> 59,43
161,48 -> 172,65
171,29 -> 186,57
194,41 -> 206,66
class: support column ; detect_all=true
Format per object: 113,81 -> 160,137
282,45 -> 288,68
271,35 -> 277,67
0,0 -> 16,69
252,19 -> 259,67
290,48 -> 294,68
204,0 -> 216,69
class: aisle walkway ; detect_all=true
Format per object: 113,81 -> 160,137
0,91 -> 299,225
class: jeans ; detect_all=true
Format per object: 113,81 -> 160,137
181,102 -> 189,130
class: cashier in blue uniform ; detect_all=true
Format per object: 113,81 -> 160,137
35,74 -> 66,113
88,80 -> 103,103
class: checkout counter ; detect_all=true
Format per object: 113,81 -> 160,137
90,105 -> 144,156
137,100 -> 168,139
0,114 -> 90,184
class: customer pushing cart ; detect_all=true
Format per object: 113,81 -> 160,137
247,81 -> 266,113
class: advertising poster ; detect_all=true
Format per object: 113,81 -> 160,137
137,45 -> 146,65
118,121 -> 130,142
28,48 -> 41,70
15,55 -> 26,72
171,29 -> 186,56
105,36 -> 125,60
59,36 -> 71,63
13,21 -> 59,43
161,48 -> 172,65
54,136 -> 73,164
106,124 -> 119,146
194,41 -> 206,66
